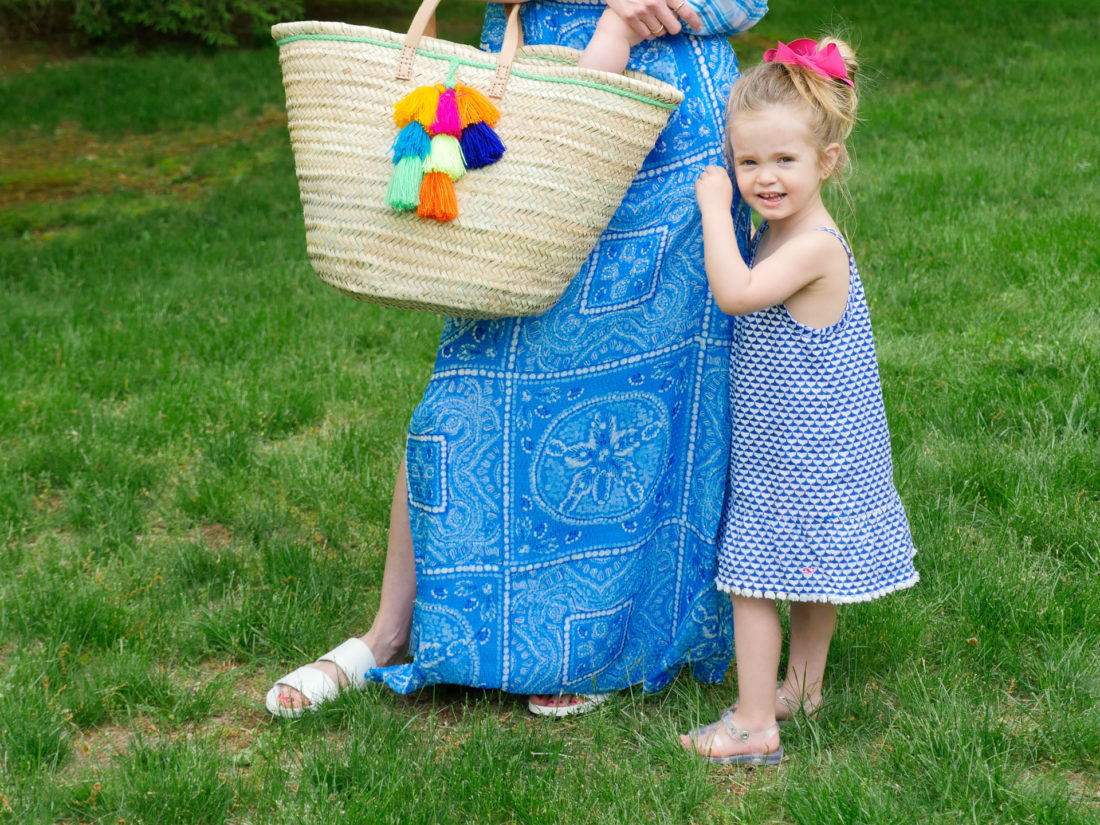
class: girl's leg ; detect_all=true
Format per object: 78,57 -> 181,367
680,595 -> 782,758
779,601 -> 837,716
275,459 -> 416,711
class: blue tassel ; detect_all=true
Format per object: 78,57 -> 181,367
459,122 -> 505,169
391,122 -> 431,161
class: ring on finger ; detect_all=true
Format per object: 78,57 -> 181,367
649,24 -> 665,34
673,0 -> 687,10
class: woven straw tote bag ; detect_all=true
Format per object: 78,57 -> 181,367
272,0 -> 684,318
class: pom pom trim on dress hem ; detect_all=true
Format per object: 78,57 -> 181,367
715,573 -> 920,604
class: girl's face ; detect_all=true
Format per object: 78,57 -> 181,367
729,103 -> 839,224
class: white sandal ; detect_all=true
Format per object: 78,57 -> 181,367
264,638 -> 377,718
527,692 -> 611,718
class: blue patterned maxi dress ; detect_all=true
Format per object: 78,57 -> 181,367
373,0 -> 768,696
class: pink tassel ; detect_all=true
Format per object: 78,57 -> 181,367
430,88 -> 463,137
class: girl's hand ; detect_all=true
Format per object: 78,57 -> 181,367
604,0 -> 703,41
695,166 -> 734,212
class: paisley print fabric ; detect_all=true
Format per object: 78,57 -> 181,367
372,0 -> 765,695
716,227 -> 919,603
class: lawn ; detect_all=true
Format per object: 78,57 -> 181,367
1,0 -> 1098,822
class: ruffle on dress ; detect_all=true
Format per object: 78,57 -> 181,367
716,494 -> 919,604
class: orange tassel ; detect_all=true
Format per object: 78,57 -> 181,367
417,171 -> 459,222
454,82 -> 501,127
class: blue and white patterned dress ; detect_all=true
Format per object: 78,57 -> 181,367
372,0 -> 767,696
716,226 -> 919,603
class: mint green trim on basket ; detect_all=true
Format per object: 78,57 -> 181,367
274,33 -> 681,109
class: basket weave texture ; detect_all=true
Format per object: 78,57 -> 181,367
272,20 -> 684,318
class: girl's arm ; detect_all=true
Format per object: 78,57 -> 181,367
695,167 -> 836,316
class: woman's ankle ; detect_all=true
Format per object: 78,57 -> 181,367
362,627 -> 409,667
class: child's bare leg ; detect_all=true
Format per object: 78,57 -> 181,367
680,595 -> 782,759
780,601 -> 837,716
275,459 -> 416,711
578,9 -> 643,73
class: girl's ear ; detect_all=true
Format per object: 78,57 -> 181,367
820,142 -> 842,179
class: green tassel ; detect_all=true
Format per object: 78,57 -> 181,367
422,134 -> 466,182
386,155 -> 424,211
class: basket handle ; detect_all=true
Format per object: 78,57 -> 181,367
396,0 -> 523,99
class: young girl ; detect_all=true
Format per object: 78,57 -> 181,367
681,37 -> 919,764
577,0 -> 703,73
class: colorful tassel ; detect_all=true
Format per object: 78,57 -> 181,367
391,122 -> 431,161
394,85 -> 442,129
423,134 -> 466,182
459,121 -> 506,169
389,78 -> 505,220
454,82 -> 501,127
417,171 -> 458,222
430,88 -> 463,137
385,155 -> 424,211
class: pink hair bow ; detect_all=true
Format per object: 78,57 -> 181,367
763,38 -> 855,87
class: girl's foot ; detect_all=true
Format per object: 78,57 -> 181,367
725,682 -> 820,722
679,711 -> 783,765
776,682 -> 821,720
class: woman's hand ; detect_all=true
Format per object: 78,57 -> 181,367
695,166 -> 734,213
604,0 -> 703,41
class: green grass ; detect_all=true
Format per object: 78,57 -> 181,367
1,0 -> 1098,822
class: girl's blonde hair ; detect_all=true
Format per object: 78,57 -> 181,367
726,37 -> 860,183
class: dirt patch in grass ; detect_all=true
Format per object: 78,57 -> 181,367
199,523 -> 234,550
0,39 -> 84,74
60,658 -> 274,779
1,106 -> 288,212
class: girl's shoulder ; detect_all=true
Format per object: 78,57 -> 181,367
755,222 -> 849,270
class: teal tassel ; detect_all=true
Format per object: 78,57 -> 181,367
386,155 -> 424,211
423,134 -> 466,182
392,121 -> 431,161
459,121 -> 505,169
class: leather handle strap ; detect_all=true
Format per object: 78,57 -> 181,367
396,0 -> 523,99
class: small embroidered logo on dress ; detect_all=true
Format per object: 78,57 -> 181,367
802,567 -> 816,576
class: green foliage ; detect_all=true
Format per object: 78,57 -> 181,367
74,0 -> 304,46
0,0 -> 64,39
1,0 -> 305,46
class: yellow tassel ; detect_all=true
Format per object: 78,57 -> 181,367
454,82 -> 501,127
417,171 -> 458,222
394,85 -> 443,129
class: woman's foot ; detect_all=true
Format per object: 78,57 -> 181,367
679,710 -> 783,765
527,693 -> 611,717
269,632 -> 406,715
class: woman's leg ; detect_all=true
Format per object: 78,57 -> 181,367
275,459 -> 417,711
779,601 -> 837,716
680,595 -> 782,758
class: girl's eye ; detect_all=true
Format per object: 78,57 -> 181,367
778,156 -> 794,163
